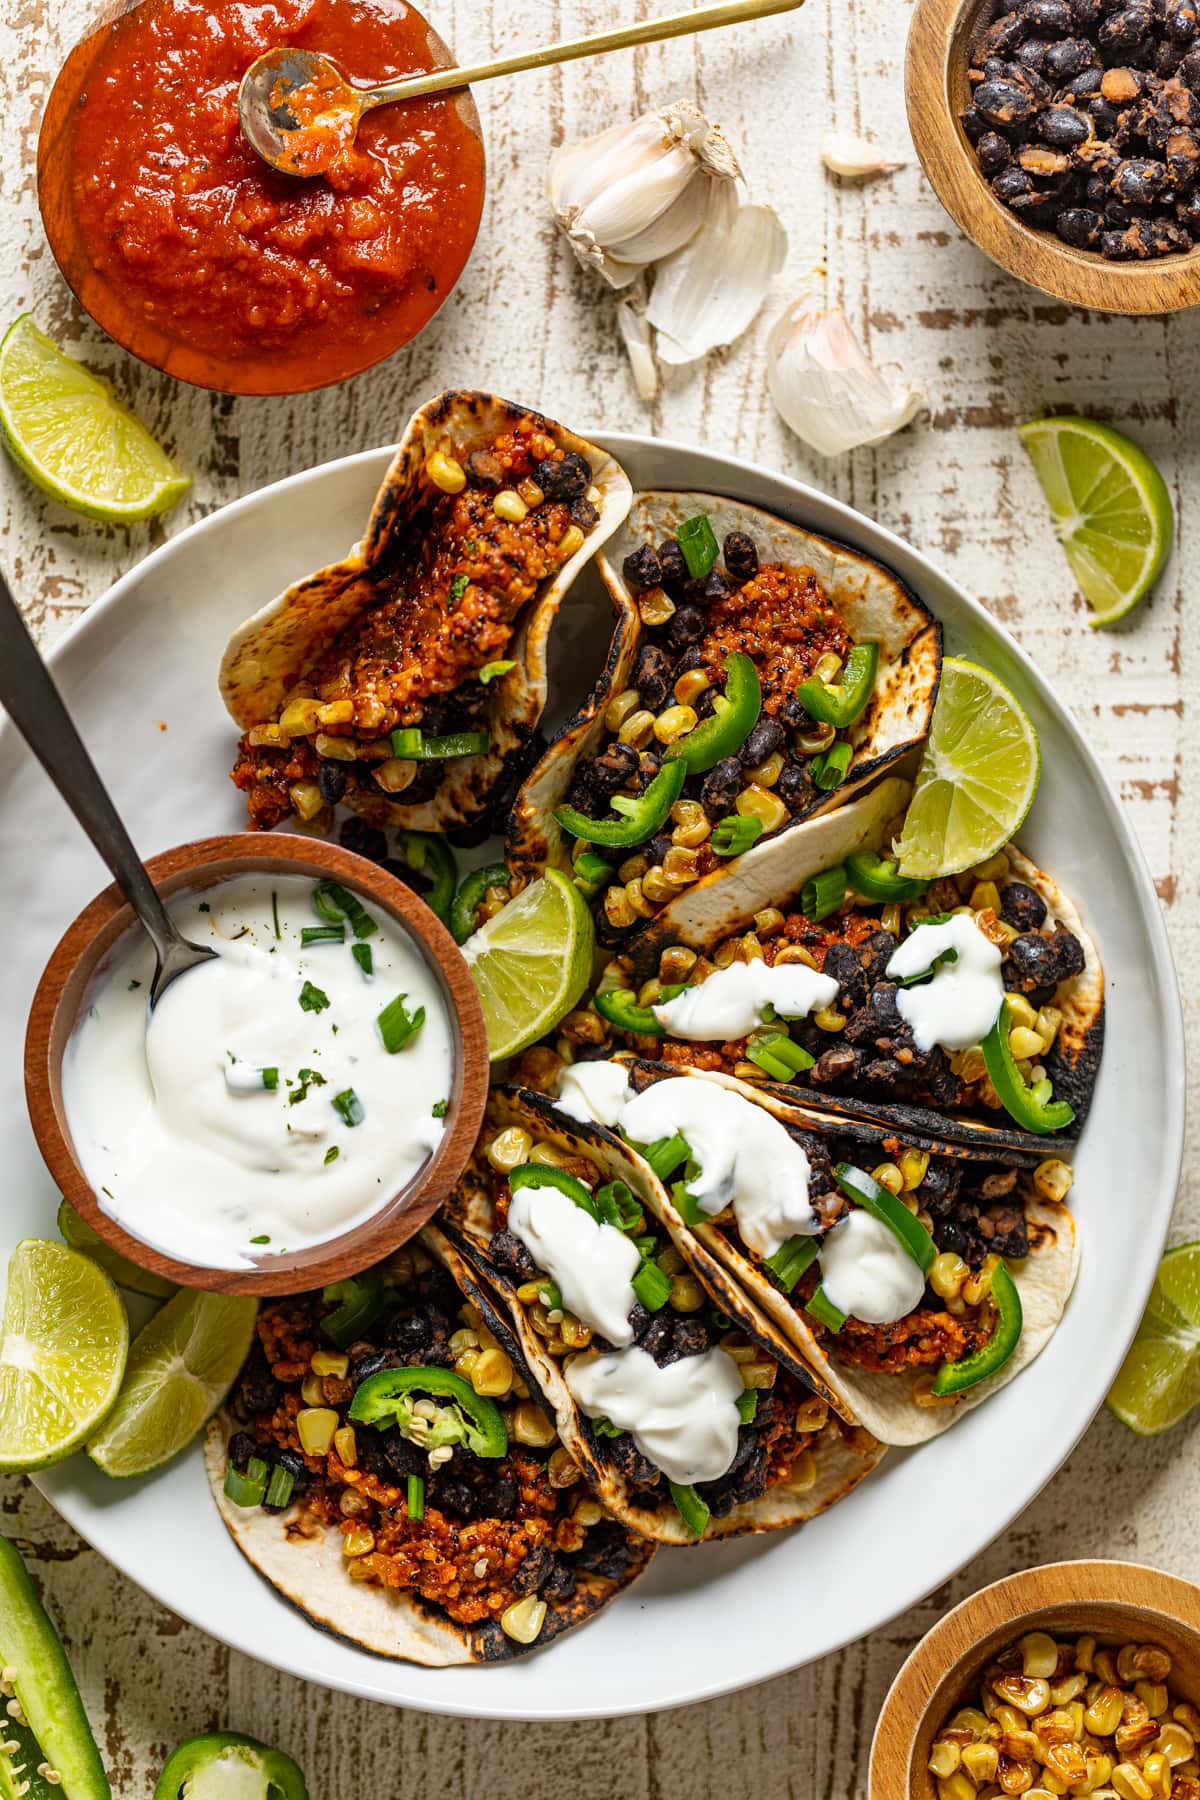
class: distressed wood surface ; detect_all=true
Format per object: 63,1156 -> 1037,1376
2,1 -> 1198,1795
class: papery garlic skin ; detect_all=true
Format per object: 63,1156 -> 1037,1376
549,100 -> 740,289
617,290 -> 659,403
819,130 -> 908,180
647,182 -> 787,365
767,301 -> 923,457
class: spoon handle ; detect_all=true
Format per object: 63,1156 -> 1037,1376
367,0 -> 807,105
0,569 -> 180,961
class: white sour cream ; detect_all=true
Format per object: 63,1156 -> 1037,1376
886,913 -> 1005,1053
652,960 -> 839,1041
565,1344 -> 744,1485
556,1058 -> 633,1129
507,1181 -> 641,1347
619,1077 -> 820,1260
819,1209 -> 927,1323
61,874 -> 452,1270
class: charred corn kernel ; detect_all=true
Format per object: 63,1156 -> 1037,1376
605,688 -> 642,732
333,1426 -> 357,1468
493,489 -> 528,523
736,783 -> 789,835
547,1447 -> 581,1488
999,1766 -> 1035,1798
1086,1687 -> 1126,1737
517,478 -> 544,508
794,718 -> 837,754
776,943 -> 819,969
814,1006 -> 846,1032
669,1273 -> 706,1313
738,1360 -> 776,1389
1074,1636 -> 1096,1675
1111,1765 -> 1152,1800
1154,1722 -> 1196,1764
636,979 -> 664,1009
486,1126 -> 533,1172
1118,1646 -> 1147,1684
641,867 -> 676,904
928,1740 -> 962,1778
529,1140 -> 573,1169
870,1162 -> 904,1194
310,1350 -> 349,1379
1035,1005 -> 1063,1049
754,906 -> 786,938
1033,1159 -> 1073,1206
471,1347 -> 515,1396
558,524 -> 587,558
561,1007 -> 606,1047
513,1402 -> 557,1447
735,932 -> 765,964
297,1407 -> 338,1456
1141,1754 -> 1170,1797
657,1245 -> 686,1276
618,709 -> 656,750
289,782 -> 326,822
994,1675 -> 1052,1717
339,1488 -> 368,1517
951,1709 -> 991,1737
279,697 -> 323,734
247,723 -> 290,748
786,1449 -> 816,1492
1009,1025 -> 1046,1061
957,1047 -> 988,1085
931,1252 -> 970,1300
638,588 -> 675,627
1174,1703 -> 1200,1734
625,876 -> 655,916
559,1315 -> 592,1350
300,1373 -> 325,1406
813,652 -> 843,684
1135,1647 -> 1173,1682
1043,1743 -> 1088,1784
1004,995 -> 1038,1037
962,1744 -> 1000,1785
794,1395 -> 828,1431
879,900 -> 903,936
1094,1649 -> 1120,1685
660,945 -> 698,984
604,885 -> 637,931
654,704 -> 699,745
500,1595 -> 547,1645
426,450 -> 466,493
663,846 -> 701,884
672,814 -> 711,849
673,669 -> 711,708
619,852 -> 650,883
937,1776 -> 976,1800
342,1526 -> 376,1558
1081,1751 -> 1114,1789
1048,1673 -> 1087,1705
971,880 -> 1002,915
1034,1707 -> 1077,1747
898,1148 -> 930,1192
373,757 -> 416,794
316,699 -> 355,727
573,1498 -> 604,1527
1136,1683 -> 1170,1720
963,1255 -> 999,1307
747,750 -> 785,787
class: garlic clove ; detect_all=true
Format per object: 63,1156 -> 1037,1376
819,130 -> 908,180
647,183 -> 787,365
766,300 -> 923,456
617,290 -> 659,404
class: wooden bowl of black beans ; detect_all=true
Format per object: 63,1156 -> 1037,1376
906,0 -> 1200,312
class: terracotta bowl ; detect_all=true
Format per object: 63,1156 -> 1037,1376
905,0 -> 1200,313
24,834 -> 489,1297
870,1560 -> 1200,1797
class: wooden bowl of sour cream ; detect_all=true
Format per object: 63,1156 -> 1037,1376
24,834 -> 488,1296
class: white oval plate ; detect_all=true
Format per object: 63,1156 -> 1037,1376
1,436 -> 1183,1721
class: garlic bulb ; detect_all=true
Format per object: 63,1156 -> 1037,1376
819,131 -> 907,180
646,181 -> 787,365
767,301 -> 923,457
549,100 -> 739,289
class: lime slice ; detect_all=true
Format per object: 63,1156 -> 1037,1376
1019,414 -> 1173,627
895,658 -> 1041,880
86,1289 -> 257,1478
0,316 -> 190,523
1107,1241 -> 1200,1436
57,1199 -> 176,1300
0,1239 -> 128,1473
462,868 -> 595,1061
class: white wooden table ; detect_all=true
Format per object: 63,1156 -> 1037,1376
2,1 -> 1197,1793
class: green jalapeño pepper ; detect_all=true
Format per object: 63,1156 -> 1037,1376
321,1268 -> 385,1348
0,1536 -> 111,1800
349,1365 -> 508,1457
392,830 -> 458,925
594,985 -> 685,1037
554,758 -> 686,850
390,727 -> 490,760
795,641 -> 879,729
450,862 -> 510,945
932,1261 -> 1023,1396
663,652 -> 762,776
844,848 -> 930,903
154,1733 -> 309,1800
982,1000 -> 1076,1135
833,1165 -> 936,1273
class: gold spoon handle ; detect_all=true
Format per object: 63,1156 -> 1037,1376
363,0 -> 807,107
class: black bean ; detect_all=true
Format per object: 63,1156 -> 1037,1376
1167,0 -> 1199,38
380,1430 -> 425,1479
228,1431 -> 257,1470
722,531 -> 759,582
1016,36 -> 1052,70
384,1306 -> 434,1352
571,497 -> 600,530
738,715 -> 785,766
314,759 -> 347,805
1061,64 -> 1105,96
351,1349 -> 399,1384
1002,930 -> 1069,991
976,76 -> 1045,123
776,763 -> 815,811
1000,879 -> 1049,929
811,1043 -> 859,1083
978,130 -> 1014,172
1180,43 -> 1200,83
572,1520 -> 643,1579
1017,142 -> 1074,173
666,604 -> 706,650
1039,102 -> 1093,142
637,1315 -> 675,1364
466,449 -> 503,488
979,9 -> 1030,56
701,568 -> 734,607
237,1348 -> 281,1417
1177,186 -> 1200,222
646,833 -> 674,867
699,757 -> 743,819
1043,35 -> 1098,75
633,643 -> 674,711
822,941 -> 868,1010
1099,4 -> 1153,49
657,540 -> 688,589
512,1544 -> 554,1595
1112,155 -> 1169,199
489,1228 -> 537,1281
541,1560 -> 578,1601
589,741 -> 641,794
534,452 -> 591,500
481,1476 -> 518,1519
962,104 -> 988,142
993,165 -> 1038,202
431,1477 -> 476,1520
982,55 -> 1011,79
1056,204 -> 1105,240
672,1317 -> 713,1357
1169,129 -> 1200,182
1086,95 -> 1123,131
622,545 -> 662,592
1018,0 -> 1074,24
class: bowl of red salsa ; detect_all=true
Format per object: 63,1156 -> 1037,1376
37,0 -> 487,394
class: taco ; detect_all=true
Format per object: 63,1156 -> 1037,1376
575,790 -> 1102,1149
206,1229 -> 653,1665
440,1086 -> 884,1544
506,492 -> 940,945
549,1058 -> 1079,1449
222,390 -> 632,836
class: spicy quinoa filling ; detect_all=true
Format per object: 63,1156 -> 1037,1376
231,419 -> 599,831
221,1245 -> 644,1648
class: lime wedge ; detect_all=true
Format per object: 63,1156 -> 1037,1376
0,316 -> 190,523
1019,414 -> 1173,627
895,657 -> 1041,880
57,1199 -> 176,1300
0,1239 -> 128,1473
462,868 -> 594,1062
1107,1241 -> 1200,1436
86,1289 -> 257,1478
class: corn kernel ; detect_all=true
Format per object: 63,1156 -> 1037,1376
1003,992 -> 1039,1033
493,488 -> 528,523
1043,1742 -> 1087,1785
963,1254 -> 999,1307
472,1347 -> 515,1396
928,1740 -> 962,1777
972,850 -> 1011,882
517,478 -> 544,508
930,1251 -> 970,1300
604,688 -> 641,732
754,906 -> 785,938
289,782 -> 326,822
735,783 -> 789,835
673,668 -> 711,707
316,699 -> 355,727
670,1273 -> 706,1313
1086,1686 -> 1126,1738
426,450 -> 466,493
660,945 -> 698,984
333,1426 -> 357,1468
738,1359 -> 776,1389
297,1407 -> 338,1456
279,696 -> 323,734
500,1595 -> 547,1644
641,867 -> 676,904
247,723 -> 291,748
746,750 -> 785,787
1009,1025 -> 1046,1061
513,1402 -> 557,1447
486,1126 -> 533,1172
993,1673 -> 1052,1716
558,524 -> 586,558
618,852 -> 650,883
618,709 -> 656,750
1135,1647 -> 1173,1682
548,1446 -> 581,1488
971,879 -> 1002,915
813,652 -> 843,684
662,845 -> 700,884
604,885 -> 637,930
794,1395 -> 829,1431
1111,1765 -> 1153,1800
373,757 -> 416,794
1174,1703 -> 1200,1735
1035,1005 -> 1063,1048
300,1373 -> 324,1406
573,1498 -> 605,1527
794,718 -> 837,754
871,1162 -> 905,1194
1048,1673 -> 1087,1705
638,587 -> 675,626
813,1006 -> 846,1032
672,817 -> 710,851
898,1148 -> 930,1191
937,1777 -> 976,1800
625,876 -> 655,917
1154,1721 -> 1196,1765
654,703 -> 699,745
962,1743 -> 1000,1784
1136,1682 -> 1170,1719
1141,1753 -> 1171,1797
342,1525 -> 376,1558
775,943 -> 819,969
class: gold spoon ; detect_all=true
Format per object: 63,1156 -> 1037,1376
239,0 -> 806,178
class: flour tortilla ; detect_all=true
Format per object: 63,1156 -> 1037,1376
440,1087 -> 885,1542
507,490 -> 940,891
205,1229 -> 653,1665
220,389 -> 633,833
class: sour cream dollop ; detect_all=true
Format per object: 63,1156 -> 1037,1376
507,1180 -> 640,1347
556,1058 -> 633,1129
818,1209 -> 927,1323
651,959 -> 838,1041
565,1344 -> 744,1485
886,913 -> 1005,1053
61,874 -> 451,1270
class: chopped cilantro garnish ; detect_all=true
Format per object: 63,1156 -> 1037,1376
324,1146 -> 340,1165
289,1068 -> 327,1105
432,1098 -> 448,1118
299,981 -> 330,1013
449,573 -> 469,605
250,1234 -> 270,1245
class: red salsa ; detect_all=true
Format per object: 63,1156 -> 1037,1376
52,0 -> 485,392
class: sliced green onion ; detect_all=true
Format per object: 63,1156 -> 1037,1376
641,1133 -> 690,1182
389,727 -> 490,761
632,1259 -> 672,1312
299,981 -> 330,1013
811,742 -> 854,791
895,947 -> 959,987
753,1035 -> 815,1077
301,924 -> 346,947
670,1180 -> 708,1227
407,1474 -> 426,1521
377,992 -> 426,1054
479,659 -> 516,685
591,1415 -> 624,1439
332,1088 -> 365,1128
801,865 -> 847,922
324,1146 -> 340,1165
352,943 -> 374,976
223,1455 -> 269,1508
669,1480 -> 711,1537
313,881 -> 377,940
261,1067 -> 279,1091
744,1045 -> 793,1081
573,850 -> 617,900
264,1465 -> 295,1509
676,514 -> 719,580
711,814 -> 764,858
805,1285 -> 847,1332
735,1390 -> 758,1424
763,1235 -> 820,1292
